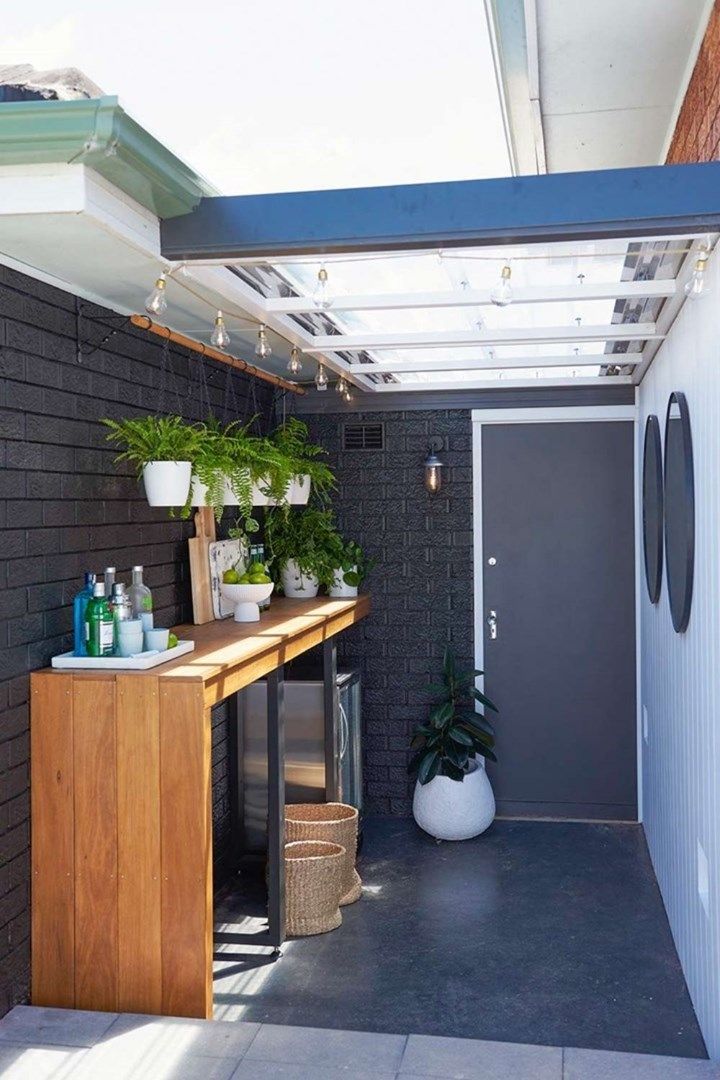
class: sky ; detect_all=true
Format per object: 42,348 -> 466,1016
2,0 -> 512,194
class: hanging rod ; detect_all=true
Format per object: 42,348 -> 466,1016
130,314 -> 305,395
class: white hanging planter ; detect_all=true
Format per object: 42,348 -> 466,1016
289,474 -> 311,505
281,559 -> 319,598
251,476 -> 273,506
142,461 -> 192,507
329,566 -> 358,598
412,761 -> 495,841
191,471 -> 253,508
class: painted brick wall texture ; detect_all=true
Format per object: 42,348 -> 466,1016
667,1 -> 720,164
0,263 -> 273,1016
304,410 -> 474,818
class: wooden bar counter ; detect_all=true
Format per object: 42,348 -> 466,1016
30,596 -> 369,1020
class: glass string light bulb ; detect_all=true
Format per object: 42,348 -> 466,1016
335,375 -> 348,395
313,266 -> 333,309
144,274 -> 167,316
685,252 -> 709,299
490,264 -> 513,306
287,346 -> 302,375
342,385 -> 353,403
210,310 -> 230,351
315,363 -> 328,391
255,324 -> 272,359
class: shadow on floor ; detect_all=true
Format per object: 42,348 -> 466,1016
213,816 -> 706,1059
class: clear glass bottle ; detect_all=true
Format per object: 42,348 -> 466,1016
104,566 -> 116,598
110,582 -> 132,651
73,572 -> 96,656
85,583 -> 114,657
128,565 -> 153,619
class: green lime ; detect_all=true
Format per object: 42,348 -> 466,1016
223,569 -> 240,584
239,574 -> 252,584
249,574 -> 269,584
168,633 -> 179,649
247,561 -> 266,576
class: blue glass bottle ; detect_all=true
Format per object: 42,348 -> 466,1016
73,572 -> 96,656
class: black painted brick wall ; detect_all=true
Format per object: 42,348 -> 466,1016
304,410 -> 474,817
0,264 -> 273,1017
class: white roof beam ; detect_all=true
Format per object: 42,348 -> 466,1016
366,353 -> 641,372
303,323 -> 660,352
373,375 -> 634,391
265,279 -> 675,314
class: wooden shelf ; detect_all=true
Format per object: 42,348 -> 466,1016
31,596 -> 370,1020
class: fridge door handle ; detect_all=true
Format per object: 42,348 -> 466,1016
339,700 -> 349,759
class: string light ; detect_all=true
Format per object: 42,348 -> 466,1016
255,324 -> 272,359
335,375 -> 348,395
313,266 -> 333,309
144,274 -> 167,316
490,265 -> 513,306
315,363 -> 328,391
210,310 -> 230,351
685,251 -> 708,299
287,346 -> 302,375
342,386 -> 353,403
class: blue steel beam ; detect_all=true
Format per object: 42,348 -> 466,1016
160,162 -> 720,261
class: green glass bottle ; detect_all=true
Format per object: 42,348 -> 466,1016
85,582 -> 115,657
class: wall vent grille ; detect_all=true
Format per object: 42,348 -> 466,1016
343,422 -> 384,451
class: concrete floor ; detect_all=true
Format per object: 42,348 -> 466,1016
214,817 -> 707,1059
1,1006 -> 718,1079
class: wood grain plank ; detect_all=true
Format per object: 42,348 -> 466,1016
31,672 -> 75,1007
73,677 -> 118,1012
160,683 -> 213,1018
189,507 -> 216,625
116,675 -> 162,1014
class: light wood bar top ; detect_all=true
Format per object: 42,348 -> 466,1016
38,596 -> 370,706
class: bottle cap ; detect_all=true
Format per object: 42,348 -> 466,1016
132,565 -> 143,573
105,566 -> 116,573
111,582 -> 126,596
85,571 -> 96,585
93,583 -> 106,598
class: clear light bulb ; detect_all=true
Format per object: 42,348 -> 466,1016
490,264 -> 513,306
335,375 -> 348,395
210,310 -> 230,351
343,386 -> 353,403
255,324 -> 272,359
315,363 -> 328,391
144,274 -> 167,316
313,266 -> 333,309
287,347 -> 302,375
685,255 -> 708,299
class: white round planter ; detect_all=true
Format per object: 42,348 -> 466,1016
289,475 -> 311,505
412,761 -> 495,841
251,477 -> 272,506
329,566 -> 359,598
191,473 -> 252,509
281,559 -> 319,598
142,461 -> 192,507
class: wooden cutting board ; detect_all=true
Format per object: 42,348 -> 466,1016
188,507 -> 216,624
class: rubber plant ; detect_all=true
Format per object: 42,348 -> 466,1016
408,647 -> 499,785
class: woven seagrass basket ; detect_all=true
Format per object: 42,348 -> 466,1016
284,840 -> 345,936
285,803 -> 362,906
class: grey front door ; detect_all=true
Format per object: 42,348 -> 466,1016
481,420 -> 637,821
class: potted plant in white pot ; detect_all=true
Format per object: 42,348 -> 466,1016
409,647 -> 499,841
327,537 -> 374,598
264,506 -> 338,598
269,418 -> 336,506
103,414 -> 198,508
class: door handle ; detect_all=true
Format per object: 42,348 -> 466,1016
487,610 -> 498,640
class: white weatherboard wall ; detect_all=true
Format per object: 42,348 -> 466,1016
639,255 -> 720,1058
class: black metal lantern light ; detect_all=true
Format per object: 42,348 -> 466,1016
424,437 -> 444,494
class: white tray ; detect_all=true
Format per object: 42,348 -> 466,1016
51,640 -> 195,671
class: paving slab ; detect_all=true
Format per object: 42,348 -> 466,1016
0,1042 -> 88,1079
243,1023 -> 407,1072
101,1013 -> 261,1058
564,1047 -> 720,1079
0,1006 -> 118,1047
230,1061 -> 398,1080
400,1033 -> 562,1079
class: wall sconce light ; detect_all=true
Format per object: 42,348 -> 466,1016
424,437 -> 444,494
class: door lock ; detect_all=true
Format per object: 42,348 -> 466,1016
487,610 -> 498,640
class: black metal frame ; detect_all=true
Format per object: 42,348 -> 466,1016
642,415 -> 664,605
214,639 -> 340,956
664,391 -> 695,634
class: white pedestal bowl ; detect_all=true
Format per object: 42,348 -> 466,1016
219,581 -> 274,622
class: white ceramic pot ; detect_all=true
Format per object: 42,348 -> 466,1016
281,559 -> 319,598
329,567 -> 359,598
142,461 -> 192,507
412,761 -> 495,841
251,477 -> 272,506
191,473 -> 250,508
289,474 -> 311,505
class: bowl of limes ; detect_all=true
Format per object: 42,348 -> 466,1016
220,561 -> 274,623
